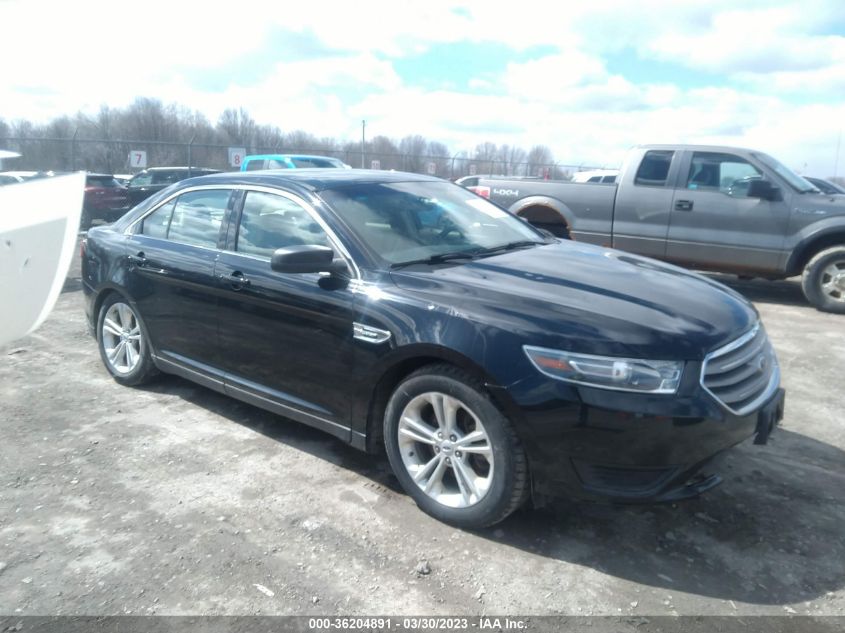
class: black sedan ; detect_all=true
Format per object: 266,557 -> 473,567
81,170 -> 784,528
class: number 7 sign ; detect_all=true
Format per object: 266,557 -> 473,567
129,150 -> 147,168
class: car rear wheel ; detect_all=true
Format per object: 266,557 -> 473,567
801,246 -> 845,314
97,295 -> 157,385
384,364 -> 529,529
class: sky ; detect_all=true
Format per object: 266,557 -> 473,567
2,0 -> 845,175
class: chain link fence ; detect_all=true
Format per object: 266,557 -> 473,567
0,136 -> 602,181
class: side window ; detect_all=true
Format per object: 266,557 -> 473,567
267,159 -> 289,169
130,172 -> 152,187
601,175 -> 616,183
152,170 -> 183,185
140,200 -> 176,238
167,189 -> 231,248
635,150 -> 674,187
686,152 -> 762,196
236,191 -> 329,258
245,159 -> 265,171
587,176 -> 602,183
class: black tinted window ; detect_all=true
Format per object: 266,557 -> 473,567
87,175 -> 121,188
236,191 -> 328,258
635,151 -> 674,187
152,170 -> 185,185
166,189 -> 231,248
244,160 -> 265,171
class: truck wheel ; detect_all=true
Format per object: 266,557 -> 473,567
801,246 -> 845,314
383,364 -> 530,529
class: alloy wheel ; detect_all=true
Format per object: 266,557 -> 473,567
397,392 -> 494,508
101,302 -> 143,374
820,261 -> 845,303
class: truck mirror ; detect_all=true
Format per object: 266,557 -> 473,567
746,179 -> 781,201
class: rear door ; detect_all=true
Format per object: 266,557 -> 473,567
665,151 -> 791,272
214,188 -> 359,436
124,187 -> 235,377
611,149 -> 680,258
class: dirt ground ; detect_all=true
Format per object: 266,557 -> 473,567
0,250 -> 843,617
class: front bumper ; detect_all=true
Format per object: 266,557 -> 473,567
490,370 -> 785,504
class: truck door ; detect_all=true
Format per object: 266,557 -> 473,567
666,151 -> 790,273
611,149 -> 679,258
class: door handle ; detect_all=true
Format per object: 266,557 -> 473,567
129,251 -> 147,267
220,271 -> 251,290
675,200 -> 694,211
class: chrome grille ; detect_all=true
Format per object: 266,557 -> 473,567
701,324 -> 780,416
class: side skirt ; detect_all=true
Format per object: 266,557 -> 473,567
153,353 -> 357,446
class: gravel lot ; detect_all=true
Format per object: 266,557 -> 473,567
1,249 -> 843,617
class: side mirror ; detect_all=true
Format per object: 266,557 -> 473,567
747,179 -> 781,201
270,245 -> 348,275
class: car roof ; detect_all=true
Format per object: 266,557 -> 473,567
182,168 -> 441,192
140,166 -> 219,172
244,154 -> 342,160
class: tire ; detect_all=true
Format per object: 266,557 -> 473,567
96,294 -> 157,386
383,364 -> 529,529
801,246 -> 845,314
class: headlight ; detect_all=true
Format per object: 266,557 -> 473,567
523,346 -> 684,394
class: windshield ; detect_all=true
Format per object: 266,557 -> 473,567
753,152 -> 818,193
319,181 -> 544,265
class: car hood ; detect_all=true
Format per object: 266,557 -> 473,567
389,241 -> 758,360
798,192 -> 845,213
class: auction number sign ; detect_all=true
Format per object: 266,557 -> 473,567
129,150 -> 147,169
228,147 -> 247,168
370,159 -> 381,170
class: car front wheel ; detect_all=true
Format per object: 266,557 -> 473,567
384,365 -> 529,529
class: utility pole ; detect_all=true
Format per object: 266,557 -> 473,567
361,120 -> 366,169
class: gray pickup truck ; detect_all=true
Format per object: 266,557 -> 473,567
476,144 -> 845,313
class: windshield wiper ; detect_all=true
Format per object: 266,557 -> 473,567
473,240 -> 544,257
390,251 -> 480,269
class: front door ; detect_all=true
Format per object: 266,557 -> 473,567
214,188 -> 358,437
665,151 -> 791,273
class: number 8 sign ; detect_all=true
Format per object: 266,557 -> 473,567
129,150 -> 147,168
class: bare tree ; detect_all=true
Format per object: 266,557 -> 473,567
473,142 -> 499,175
217,108 -> 257,148
399,135 -> 428,173
0,98 -> 560,177
526,144 -> 554,178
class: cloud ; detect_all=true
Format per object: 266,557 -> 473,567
2,0 -> 845,175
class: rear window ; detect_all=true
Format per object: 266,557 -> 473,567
87,175 -> 121,188
635,151 -> 674,187
291,157 -> 339,168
